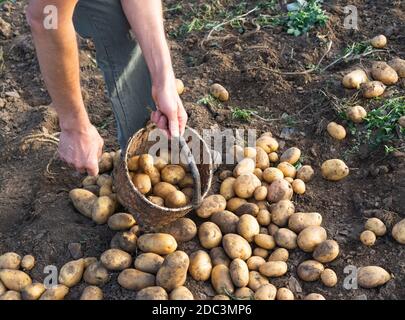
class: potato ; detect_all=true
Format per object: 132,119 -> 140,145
196,194 -> 227,218
321,268 -> 337,287
234,203 -> 260,217
234,287 -> 254,300
210,83 -> 229,102
69,189 -> 97,218
83,262 -> 109,286
189,250 -> 212,281
211,264 -> 234,294
392,218 -> 405,244
295,166 -> 313,183
234,157 -> 256,178
347,105 -> 367,123
161,165 -> 186,185
80,286 -> 103,300
118,268 -> 155,291
327,122 -> 346,140
304,293 -> 326,300
280,147 -> 301,164
219,170 -> 233,181
198,222 -> 222,249
210,247 -> 231,267
321,159 -> 349,181
161,217 -> 197,243
212,294 -> 230,300
254,234 -> 276,250
58,259 -> 85,287
0,269 -> 31,291
246,256 -> 266,271
297,260 -> 325,282
237,214 -> 260,242
268,223 -> 279,236
277,162 -> 296,178
83,185 -> 100,196
98,152 -> 113,173
228,145 -> 244,163
313,240 -> 339,263
0,280 -> 5,296
0,290 -> 21,300
365,217 -> 386,236
82,175 -> 98,187
211,210 -> 239,234
254,283 -> 277,300
276,287 -> 294,300
127,155 -> 140,171
256,136 -> 279,153
268,248 -> 289,262
371,61 -> 398,85
100,249 -> 132,271
0,252 -> 21,270
220,177 -> 236,200
248,271 -> 269,291
388,58 -> 405,78
40,284 -> 69,300
253,186 -> 267,201
297,226 -> 327,252
132,173 -> 152,195
97,174 -> 113,187
274,228 -> 297,249
165,190 -> 188,208
259,261 -> 287,277
292,179 -> 305,195
21,283 -> 46,300
116,231 -> 138,253
361,81 -> 386,98
267,179 -> 293,203
134,253 -> 164,274
288,212 -> 323,233
252,200 -> 268,211
230,258 -> 249,288
178,174 -> 193,189
255,147 -> 270,169
108,213 -> 136,231
170,286 -> 194,300
129,225 -> 141,236
243,147 -> 256,159
154,157 -> 168,171
342,69 -> 368,89
271,200 -> 295,226
370,34 -> 387,48
222,233 -> 252,260
175,78 -> 185,95
181,187 -> 193,201
157,251 -> 189,291
153,182 -> 177,199
360,230 -> 376,246
357,266 -> 391,288
137,233 -> 177,255
226,197 -> 247,212
234,174 -> 261,199
113,149 -> 122,168
253,248 -> 268,259
268,152 -> 279,163
136,286 -> 168,300
92,196 -> 116,224
256,209 -> 271,226
99,184 -> 112,196
144,165 -> 161,186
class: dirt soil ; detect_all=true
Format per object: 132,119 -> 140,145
0,0 -> 404,300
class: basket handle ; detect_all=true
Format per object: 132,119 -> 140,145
178,136 -> 202,209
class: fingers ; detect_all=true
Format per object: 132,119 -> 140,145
177,99 -> 188,136
86,158 -> 99,177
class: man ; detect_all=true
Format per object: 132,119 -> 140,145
26,0 -> 188,176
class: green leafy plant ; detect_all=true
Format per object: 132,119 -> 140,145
232,107 -> 254,121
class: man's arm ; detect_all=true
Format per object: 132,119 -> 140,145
27,0 -> 103,176
121,0 -> 188,138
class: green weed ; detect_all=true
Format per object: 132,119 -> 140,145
232,107 -> 254,121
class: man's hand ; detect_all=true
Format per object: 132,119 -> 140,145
58,124 -> 104,176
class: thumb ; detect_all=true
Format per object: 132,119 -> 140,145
168,112 -> 180,138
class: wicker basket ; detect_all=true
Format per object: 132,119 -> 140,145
114,124 -> 213,232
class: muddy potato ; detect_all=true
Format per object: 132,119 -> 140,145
39,285 -> 69,300
100,249 -> 132,271
92,196 -> 116,225
361,81 -> 386,98
327,122 -> 346,140
211,264 -> 234,294
136,286 -> 168,300
181,187 -> 193,201
297,226 -> 327,252
0,269 -> 32,291
256,136 -> 279,153
243,147 -> 257,159
371,61 -> 398,85
234,203 -> 260,217
153,182 -> 177,199
313,240 -> 339,263
259,261 -> 287,277
274,228 -> 297,250
254,234 -> 276,250
388,58 -> 405,78
226,197 -> 247,212
170,286 -> 194,300
219,170 -> 233,181
280,147 -> 301,164
117,231 -> 138,253
276,287 -> 294,300
234,174 -> 261,199
370,34 -> 387,48
268,248 -> 289,262
132,173 -> 152,195
297,260 -> 325,282
246,256 -> 266,271
267,179 -> 293,203
21,283 -> 46,300
253,186 -> 267,201
198,222 -> 222,249
161,217 -> 197,243
255,147 -> 270,169
98,152 -> 113,173
137,233 -> 177,255
357,266 -> 391,288
210,247 -> 231,267
165,190 -> 188,208
108,213 -> 136,231
292,179 -> 306,195
296,165 -> 314,183
178,174 -> 193,189
222,233 -> 252,260
80,286 -> 103,300
271,200 -> 295,226
347,105 -> 367,123
392,218 -> 405,244
134,253 -> 164,274
144,165 -> 161,186
321,159 -> 349,181
256,209 -> 271,226
99,184 -> 112,196
230,259 -> 250,288
360,230 -> 376,246
154,156 -> 168,171
175,78 -> 185,95
342,69 -> 368,89
118,269 -> 155,291
97,174 -> 113,187
0,252 -> 21,270
127,155 -> 140,171
220,177 -> 236,200
268,223 -> 279,236
196,194 -> 227,218
321,269 -> 338,287
69,188 -> 97,218
277,162 -> 296,178
233,158 -> 255,177
253,248 -> 268,259
189,250 -> 212,281
234,287 -> 254,299
254,283 -> 277,300
210,83 -> 229,102
157,251 -> 189,291
82,175 -> 98,187
58,259 -> 85,287
211,210 -> 239,234
248,271 -> 269,291
237,214 -> 260,242
288,212 -> 323,233
365,217 -> 386,236
304,293 -> 326,300
0,291 -> 21,300
161,165 -> 186,185
253,169 -> 263,182
268,152 -> 279,163
83,262 -> 109,286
